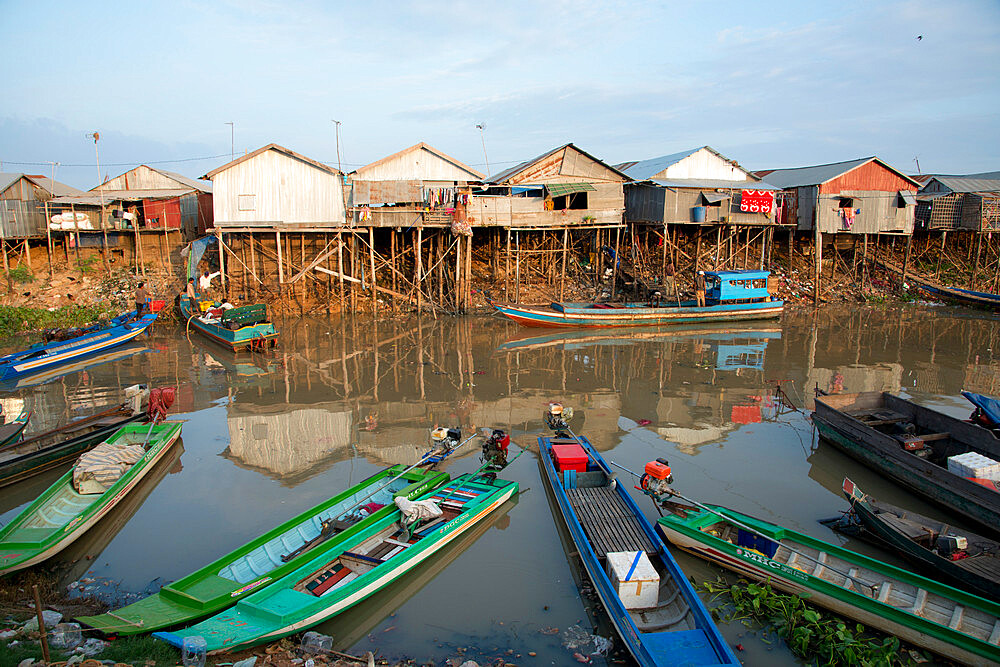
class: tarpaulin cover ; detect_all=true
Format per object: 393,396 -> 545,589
740,189 -> 774,213
546,183 -> 596,197
186,236 -> 217,282
962,391 -> 1000,428
73,442 -> 145,494
394,497 -> 443,525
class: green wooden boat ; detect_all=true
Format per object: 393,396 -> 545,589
0,421 -> 183,576
0,409 -> 31,449
657,504 -> 1000,666
77,465 -> 449,636
154,473 -> 518,653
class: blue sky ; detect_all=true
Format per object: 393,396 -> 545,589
2,0 -> 998,189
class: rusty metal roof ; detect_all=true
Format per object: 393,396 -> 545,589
924,176 -> 1000,194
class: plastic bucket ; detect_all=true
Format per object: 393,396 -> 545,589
692,206 -> 706,223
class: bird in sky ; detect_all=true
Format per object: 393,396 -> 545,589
917,35 -> 923,40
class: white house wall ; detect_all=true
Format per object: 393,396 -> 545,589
213,150 -> 345,226
660,148 -> 751,181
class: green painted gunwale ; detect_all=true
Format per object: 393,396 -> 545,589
77,465 -> 449,636
155,473 -> 518,653
0,421 -> 184,576
657,505 -> 1000,665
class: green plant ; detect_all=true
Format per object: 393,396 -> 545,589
92,635 -> 180,665
7,266 -> 33,284
0,304 -> 119,339
701,577 -> 924,666
76,257 -> 97,274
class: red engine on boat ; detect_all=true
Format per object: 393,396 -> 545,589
645,460 -> 672,480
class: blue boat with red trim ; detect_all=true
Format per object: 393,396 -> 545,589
489,270 -> 783,328
0,310 -> 156,381
179,297 -> 278,353
537,405 -> 739,666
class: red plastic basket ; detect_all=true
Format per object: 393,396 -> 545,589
149,299 -> 166,313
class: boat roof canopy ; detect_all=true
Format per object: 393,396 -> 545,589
705,270 -> 770,280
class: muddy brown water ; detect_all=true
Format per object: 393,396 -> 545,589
1,304 -> 998,665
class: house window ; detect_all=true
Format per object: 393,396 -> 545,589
838,197 -> 855,208
238,194 -> 256,211
552,192 -> 589,210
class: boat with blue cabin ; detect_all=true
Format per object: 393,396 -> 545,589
537,415 -> 738,666
0,310 -> 156,381
179,297 -> 278,353
488,269 -> 783,327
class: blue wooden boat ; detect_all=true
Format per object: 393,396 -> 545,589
489,270 -> 783,328
0,311 -> 156,381
876,257 -> 1000,311
538,432 -> 738,666
179,297 -> 278,353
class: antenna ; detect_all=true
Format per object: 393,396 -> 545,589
914,157 -> 921,175
476,123 -> 490,177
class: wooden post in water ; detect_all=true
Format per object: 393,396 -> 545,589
560,227 -> 568,301
505,228 -> 511,299
32,585 -> 50,663
862,233 -> 869,290
415,228 -> 423,312
369,227 -> 377,315
454,230 -> 462,312
813,227 -> 822,305
465,234 -> 473,310
336,229 -> 344,307
901,233 -> 912,289
515,230 -> 521,303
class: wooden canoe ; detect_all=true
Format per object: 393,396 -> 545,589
812,392 -> 1000,535
77,465 -> 449,636
179,298 -> 278,353
833,477 -> 1000,601
153,473 -> 518,653
538,433 -> 738,667
657,504 -> 1000,666
0,421 -> 183,575
0,403 -> 146,489
876,257 -> 1000,311
0,310 -> 156,380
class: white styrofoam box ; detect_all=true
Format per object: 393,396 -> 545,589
947,452 -> 1000,481
606,550 -> 659,610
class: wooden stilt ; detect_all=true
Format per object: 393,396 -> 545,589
415,227 -> 423,312
217,229 -> 227,299
902,234 -> 912,289
813,226 -> 822,305
505,228 -> 511,299
336,229 -> 344,306
369,227 -> 377,315
465,234 -> 472,310
515,230 -> 521,303
249,231 -> 258,300
454,230 -> 462,312
934,231 -> 947,279
560,227 -> 568,301
694,226 -> 702,275
44,201 -> 53,278
972,231 -> 983,288
276,231 -> 284,292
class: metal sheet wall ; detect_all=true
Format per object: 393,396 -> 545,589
0,200 -> 45,238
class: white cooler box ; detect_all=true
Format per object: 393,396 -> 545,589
947,452 -> 1000,481
606,550 -> 659,610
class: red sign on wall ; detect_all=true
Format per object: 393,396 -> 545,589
740,190 -> 774,213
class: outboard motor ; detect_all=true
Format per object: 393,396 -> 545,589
544,402 -> 574,431
639,458 -> 674,503
481,429 -> 510,472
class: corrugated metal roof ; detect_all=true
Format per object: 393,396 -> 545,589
487,143 -> 628,183
649,178 -> 779,191
615,148 -> 702,181
50,189 -> 197,206
352,142 -> 485,180
154,168 -> 213,193
203,143 -> 339,180
925,176 -> 1000,194
0,173 -> 81,197
756,156 -> 920,189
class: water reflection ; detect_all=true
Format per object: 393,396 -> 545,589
0,304 -> 996,665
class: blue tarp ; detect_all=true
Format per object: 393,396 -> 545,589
962,391 -> 1000,428
186,236 -> 217,282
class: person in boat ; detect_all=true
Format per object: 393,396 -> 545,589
200,270 -> 221,300
134,282 -> 148,319
185,278 -> 198,309
695,270 -> 706,307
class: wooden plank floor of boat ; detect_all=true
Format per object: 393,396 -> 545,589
566,486 -> 656,558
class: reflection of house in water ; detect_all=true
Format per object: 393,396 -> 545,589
804,364 -> 902,410
965,363 -> 1000,396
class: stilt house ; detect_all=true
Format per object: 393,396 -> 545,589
756,157 -> 919,235
916,176 -> 1000,231
0,173 -> 80,238
90,166 -> 214,237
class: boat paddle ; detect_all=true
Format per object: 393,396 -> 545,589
607,460 -> 879,597
277,429 -> 483,562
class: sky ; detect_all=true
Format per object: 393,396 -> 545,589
1,0 -> 998,190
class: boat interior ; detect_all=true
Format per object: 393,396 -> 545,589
551,441 -> 699,634
218,477 -> 413,584
293,481 -> 487,598
847,405 -> 993,467
697,519 -> 1000,645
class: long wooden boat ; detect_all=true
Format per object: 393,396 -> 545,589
77,465 -> 449,636
0,310 -> 157,380
0,409 -> 30,448
833,477 -> 1000,601
656,503 -> 1000,665
812,392 -> 1000,534
179,298 -> 278,353
489,270 -> 783,328
538,433 -> 738,666
153,472 -> 518,653
876,257 -> 1000,311
0,421 -> 183,575
0,343 -> 148,392
0,402 -> 146,489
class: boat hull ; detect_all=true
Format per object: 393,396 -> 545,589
538,434 -> 737,666
0,422 -> 183,575
0,312 -> 156,379
180,299 -> 278,353
155,475 -> 518,653
812,393 -> 1000,535
491,300 -> 783,328
656,507 -> 1000,666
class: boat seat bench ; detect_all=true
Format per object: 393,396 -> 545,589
566,486 -> 656,558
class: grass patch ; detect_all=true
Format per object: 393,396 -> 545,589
95,634 -> 181,664
8,266 -> 33,284
0,304 -> 119,339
